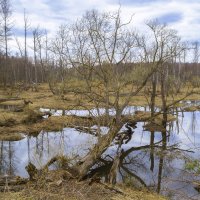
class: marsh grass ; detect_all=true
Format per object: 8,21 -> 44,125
0,83 -> 199,110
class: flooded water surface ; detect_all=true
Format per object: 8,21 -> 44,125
0,106 -> 200,200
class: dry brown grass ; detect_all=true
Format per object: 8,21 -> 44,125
0,83 -> 198,140
184,105 -> 200,112
0,170 -> 166,200
0,115 -> 95,137
0,133 -> 24,141
112,187 -> 167,200
128,111 -> 176,123
1,83 -> 199,110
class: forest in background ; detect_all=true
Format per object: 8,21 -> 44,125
0,0 -> 199,89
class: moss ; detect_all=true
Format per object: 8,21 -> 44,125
0,115 -> 96,136
0,109 -> 23,126
0,117 -> 16,126
0,107 -> 44,127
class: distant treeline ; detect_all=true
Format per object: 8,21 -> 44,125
0,54 -> 200,87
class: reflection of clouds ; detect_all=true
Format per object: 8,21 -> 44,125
128,111 -> 200,154
118,111 -> 200,199
0,109 -> 200,198
40,106 -> 153,117
1,128 -> 97,177
158,12 -> 182,24
174,112 -> 200,152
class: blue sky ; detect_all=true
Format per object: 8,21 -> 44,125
10,0 -> 200,52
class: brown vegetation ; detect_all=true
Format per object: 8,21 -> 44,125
0,169 -> 166,200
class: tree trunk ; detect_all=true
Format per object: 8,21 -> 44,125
77,121 -> 122,179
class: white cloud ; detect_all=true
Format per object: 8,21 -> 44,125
8,0 -> 200,55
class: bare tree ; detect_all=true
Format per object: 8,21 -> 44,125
55,9 -> 161,179
50,24 -> 69,83
32,26 -> 49,84
0,0 -> 12,86
32,26 -> 41,84
24,8 -> 31,84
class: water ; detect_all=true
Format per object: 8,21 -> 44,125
0,128 -> 97,177
39,100 -> 200,117
39,105 -> 152,117
113,111 -> 200,199
0,107 -> 200,199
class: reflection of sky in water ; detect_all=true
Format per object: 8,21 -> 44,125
40,100 -> 200,117
40,105 -> 155,117
0,110 -> 200,199
174,112 -> 200,151
116,111 -> 200,199
122,111 -> 200,155
0,128 -> 97,177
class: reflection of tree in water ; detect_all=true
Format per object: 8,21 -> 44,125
0,110 -> 197,198
30,130 -> 66,166
150,131 -> 155,172
0,141 -> 17,176
84,118 -> 194,199
191,111 -> 197,136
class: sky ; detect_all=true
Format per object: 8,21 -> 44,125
10,0 -> 200,53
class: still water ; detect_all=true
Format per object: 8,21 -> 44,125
0,109 -> 200,199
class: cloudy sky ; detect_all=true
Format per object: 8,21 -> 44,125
10,0 -> 200,52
